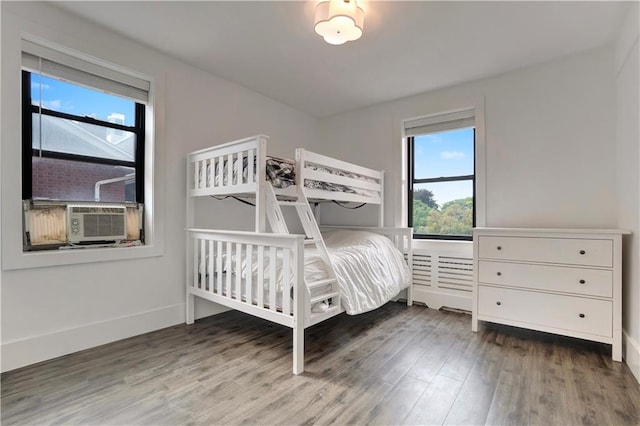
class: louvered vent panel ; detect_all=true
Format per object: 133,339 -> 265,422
437,256 -> 473,293
413,252 -> 433,287
412,250 -> 473,293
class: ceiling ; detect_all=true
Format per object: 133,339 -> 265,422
53,1 -> 629,118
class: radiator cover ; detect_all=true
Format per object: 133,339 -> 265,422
412,248 -> 473,311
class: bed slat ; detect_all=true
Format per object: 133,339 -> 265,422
208,240 -> 214,292
192,238 -> 198,289
248,149 -> 255,184
225,242 -> 232,298
246,244 -> 253,305
199,239 -> 206,291
282,248 -> 291,316
269,247 -> 277,311
257,245 -> 264,308
238,151 -> 244,184
235,243 -> 242,300
227,154 -> 233,188
216,241 -> 223,295
216,157 -> 223,189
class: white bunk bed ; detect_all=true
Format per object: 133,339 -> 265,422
186,135 -> 412,374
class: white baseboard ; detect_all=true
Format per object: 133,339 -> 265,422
1,303 -> 186,373
1,298 -> 231,373
623,329 -> 640,384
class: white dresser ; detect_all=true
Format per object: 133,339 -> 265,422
472,227 -> 628,361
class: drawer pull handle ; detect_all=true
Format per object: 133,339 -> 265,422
497,246 -> 502,251
496,301 -> 502,306
579,279 -> 586,284
579,313 -> 585,318
579,250 -> 586,255
497,272 -> 502,276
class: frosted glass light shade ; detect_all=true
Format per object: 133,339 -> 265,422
314,0 -> 364,45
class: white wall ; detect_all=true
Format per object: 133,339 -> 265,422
319,45 -> 617,231
615,2 -> 640,382
0,2 -> 319,372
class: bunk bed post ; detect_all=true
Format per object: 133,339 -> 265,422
292,237 -> 305,374
378,171 -> 385,227
186,156 -> 195,324
186,298 -> 195,325
255,136 -> 268,232
294,148 -> 304,188
186,238 -> 195,324
297,148 -> 322,225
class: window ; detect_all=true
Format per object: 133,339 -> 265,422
406,110 -> 475,240
20,40 -> 150,250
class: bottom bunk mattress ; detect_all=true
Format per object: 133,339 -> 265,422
198,230 -> 410,315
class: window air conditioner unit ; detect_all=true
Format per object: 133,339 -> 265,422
67,204 -> 127,243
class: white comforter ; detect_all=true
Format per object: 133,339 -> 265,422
315,230 -> 411,315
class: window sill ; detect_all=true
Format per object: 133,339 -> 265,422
412,238 -> 472,252
2,243 -> 163,270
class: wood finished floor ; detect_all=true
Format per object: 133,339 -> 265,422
2,303 -> 639,425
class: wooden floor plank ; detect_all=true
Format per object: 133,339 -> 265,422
525,333 -> 577,425
364,375 -> 430,425
442,363 -> 501,425
404,312 -> 463,383
485,370 -> 530,426
2,302 -> 639,426
402,373 -> 464,425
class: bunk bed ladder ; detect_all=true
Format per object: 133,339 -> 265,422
265,184 -> 342,324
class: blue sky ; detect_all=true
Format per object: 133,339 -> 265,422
414,127 -> 474,206
31,74 -> 135,126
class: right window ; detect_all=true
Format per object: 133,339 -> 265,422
407,110 -> 475,240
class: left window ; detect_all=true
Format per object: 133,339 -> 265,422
21,40 -> 149,250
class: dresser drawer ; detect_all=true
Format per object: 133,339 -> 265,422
477,236 -> 612,267
478,261 -> 613,298
477,285 -> 612,337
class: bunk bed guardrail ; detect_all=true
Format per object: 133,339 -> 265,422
188,135 -> 268,197
185,228 -> 306,328
187,135 -> 384,207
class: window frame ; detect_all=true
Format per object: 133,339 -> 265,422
407,128 -> 476,241
2,35 -> 163,270
21,70 -> 146,204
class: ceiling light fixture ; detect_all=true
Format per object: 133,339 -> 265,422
314,0 -> 364,45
